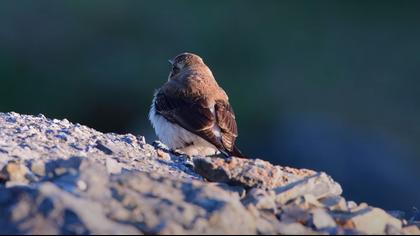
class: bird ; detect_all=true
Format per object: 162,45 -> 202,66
149,52 -> 247,158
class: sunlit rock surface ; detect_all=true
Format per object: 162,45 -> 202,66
0,112 -> 418,235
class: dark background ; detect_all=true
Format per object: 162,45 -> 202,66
1,1 -> 419,213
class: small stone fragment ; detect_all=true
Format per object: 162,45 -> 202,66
320,196 -> 348,211
350,202 -> 369,212
137,136 -> 146,144
95,141 -> 113,155
0,162 -> 31,184
156,149 -> 171,161
31,160 -> 46,176
311,208 -> 336,229
402,225 -> 420,235
193,156 -> 321,189
242,188 -> 277,212
280,204 -> 311,224
77,180 -> 88,191
106,158 -> 122,174
347,201 -> 358,210
292,194 -> 324,210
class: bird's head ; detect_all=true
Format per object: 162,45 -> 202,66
168,52 -> 205,80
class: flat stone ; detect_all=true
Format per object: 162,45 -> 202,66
320,196 -> 348,211
193,156 -> 318,189
279,204 -> 311,224
274,172 -> 342,205
311,208 -> 336,229
351,207 -> 402,234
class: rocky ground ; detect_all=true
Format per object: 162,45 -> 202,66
0,112 -> 418,235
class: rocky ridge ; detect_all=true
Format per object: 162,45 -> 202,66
0,112 -> 418,234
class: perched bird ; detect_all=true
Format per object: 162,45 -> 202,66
149,52 -> 247,158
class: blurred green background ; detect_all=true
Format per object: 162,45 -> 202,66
1,1 -> 419,213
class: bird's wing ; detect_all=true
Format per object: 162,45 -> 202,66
154,90 -> 226,151
214,100 -> 239,153
154,90 -> 247,157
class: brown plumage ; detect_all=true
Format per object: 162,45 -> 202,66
149,52 -> 247,158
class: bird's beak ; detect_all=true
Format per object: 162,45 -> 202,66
168,59 -> 174,65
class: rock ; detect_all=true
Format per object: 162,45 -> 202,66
77,180 -> 88,191
2,182 -> 139,234
274,172 -> 342,205
0,161 -> 35,185
409,207 -> 420,227
291,194 -> 324,210
242,188 -> 277,212
279,203 -> 311,224
349,202 -> 369,213
402,225 -> 420,235
311,208 -> 336,229
351,207 -> 402,234
387,210 -> 406,221
30,160 -> 46,177
330,204 -> 404,235
212,183 -> 246,198
109,171 -> 257,234
94,140 -> 113,155
0,112 -> 418,235
0,112 -> 201,181
77,159 -> 111,201
320,196 -> 348,211
276,222 -> 318,235
193,156 -> 318,189
347,201 -> 358,210
156,148 -> 171,161
106,157 -> 122,174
